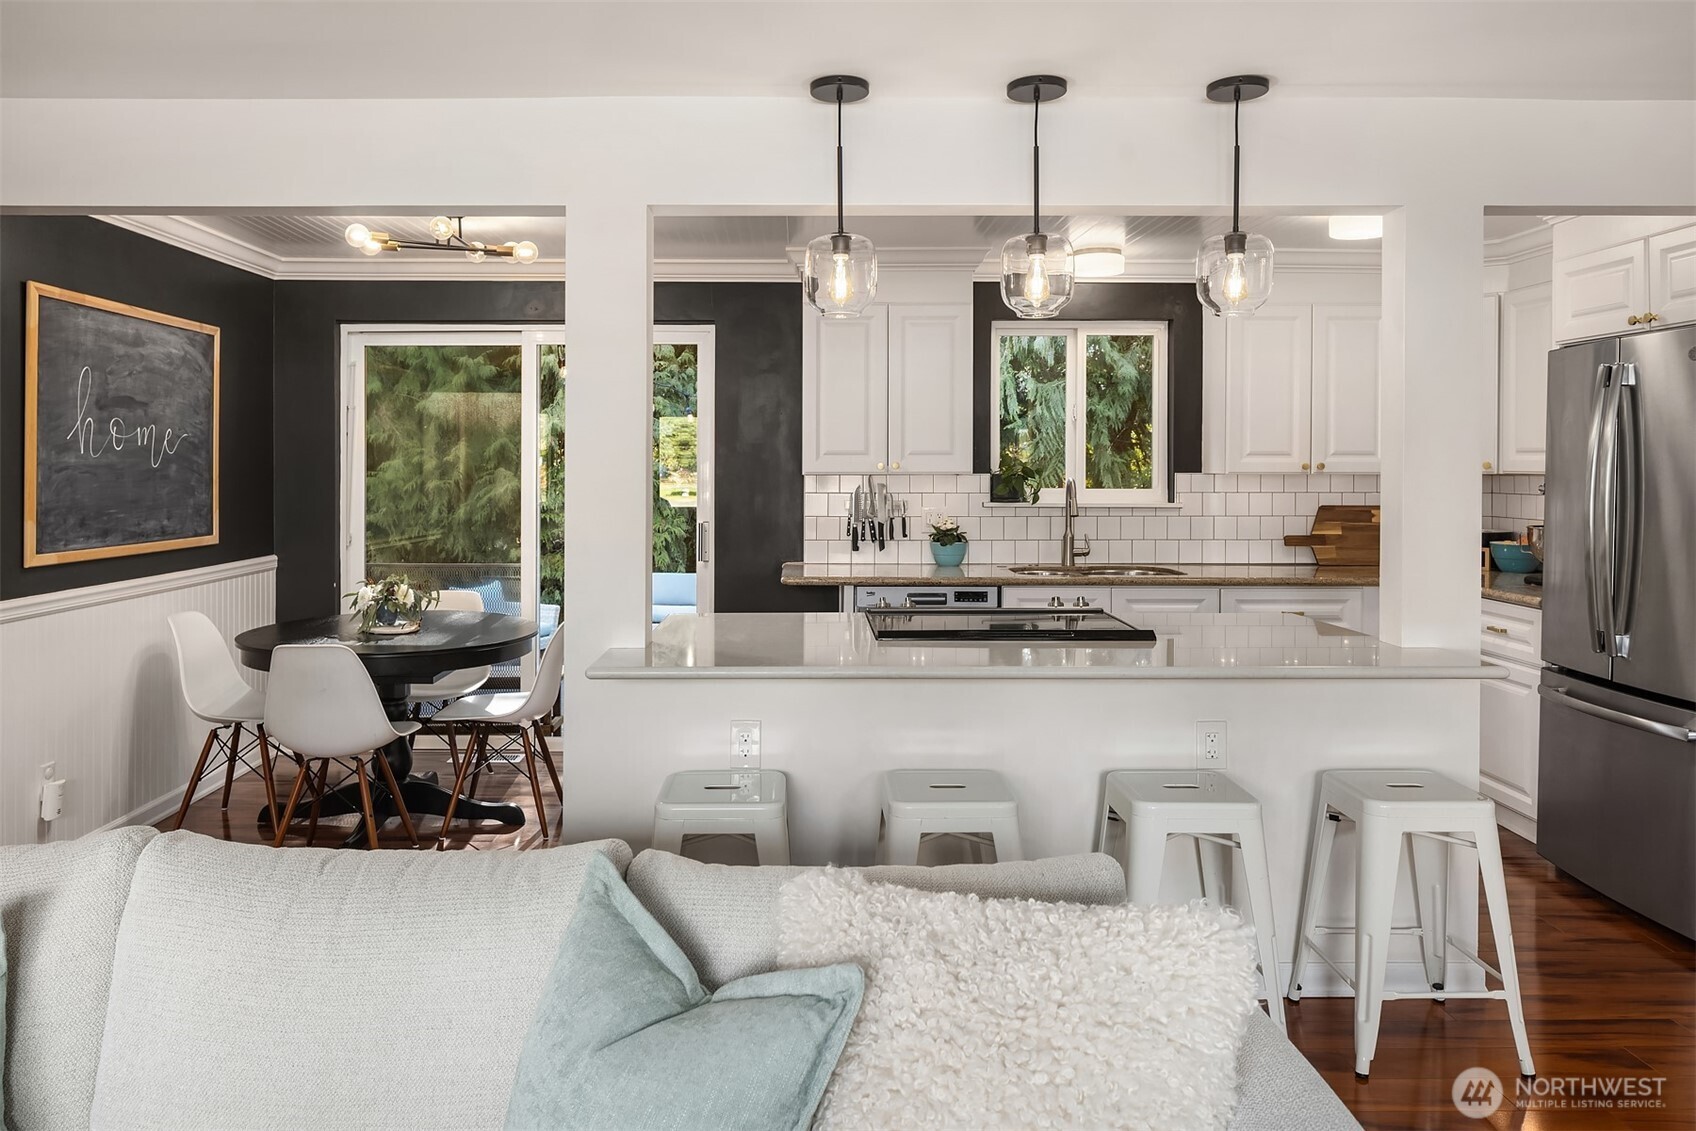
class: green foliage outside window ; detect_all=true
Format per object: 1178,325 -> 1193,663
996,332 -> 1156,494
652,343 -> 699,574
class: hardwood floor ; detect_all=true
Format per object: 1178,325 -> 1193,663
164,759 -> 1694,1129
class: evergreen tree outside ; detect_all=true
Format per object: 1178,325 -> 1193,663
652,343 -> 699,574
997,331 -> 1156,492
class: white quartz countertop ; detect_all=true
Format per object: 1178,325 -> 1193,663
588,612 -> 1507,680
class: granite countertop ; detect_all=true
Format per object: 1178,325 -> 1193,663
588,612 -> 1506,681
780,562 -> 1380,588
1482,571 -> 1543,610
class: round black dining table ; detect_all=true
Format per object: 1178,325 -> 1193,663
235,610 -> 538,848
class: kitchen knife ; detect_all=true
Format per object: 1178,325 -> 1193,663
849,485 -> 861,551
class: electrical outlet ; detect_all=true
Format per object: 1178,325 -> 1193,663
731,720 -> 761,769
41,762 -> 55,782
1197,721 -> 1226,768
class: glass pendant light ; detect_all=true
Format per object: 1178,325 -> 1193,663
803,76 -> 877,317
1196,75 -> 1274,317
1001,76 -> 1074,319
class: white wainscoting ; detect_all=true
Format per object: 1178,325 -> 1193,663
0,556 -> 277,845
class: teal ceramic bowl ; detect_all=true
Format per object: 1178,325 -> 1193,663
1489,542 -> 1539,573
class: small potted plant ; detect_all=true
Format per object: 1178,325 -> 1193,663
347,574 -> 439,635
990,445 -> 1042,504
928,517 -> 969,567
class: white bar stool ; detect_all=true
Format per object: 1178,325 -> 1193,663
652,770 -> 789,865
878,770 -> 1023,865
1287,769 -> 1534,1079
1095,770 -> 1285,1031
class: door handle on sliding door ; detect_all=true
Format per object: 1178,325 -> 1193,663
697,522 -> 709,563
1584,363 -> 1616,654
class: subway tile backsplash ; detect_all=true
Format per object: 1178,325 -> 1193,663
1482,474 -> 1545,535
801,473 -> 1381,566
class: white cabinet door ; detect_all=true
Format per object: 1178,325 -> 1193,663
1479,655 -> 1540,821
1225,305 -> 1312,473
1310,305 -> 1381,474
1647,225 -> 1696,327
1000,586 -> 1105,610
1109,587 -> 1221,618
1498,282 -> 1553,473
886,304 -> 973,474
801,305 -> 889,474
1219,586 -> 1365,631
1480,293 -> 1501,471
1553,241 -> 1647,344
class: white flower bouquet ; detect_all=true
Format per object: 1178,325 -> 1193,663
927,517 -> 968,546
346,574 -> 439,634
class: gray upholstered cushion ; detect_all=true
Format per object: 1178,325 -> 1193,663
1230,1012 -> 1361,1130
90,831 -> 632,1130
625,850 -> 1127,989
0,825 -> 157,1131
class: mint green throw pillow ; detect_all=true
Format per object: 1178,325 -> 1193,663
505,854 -> 863,1131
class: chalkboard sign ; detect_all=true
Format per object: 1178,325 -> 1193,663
25,282 -> 220,566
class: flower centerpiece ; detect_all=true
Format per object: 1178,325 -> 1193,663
928,517 -> 969,567
347,574 -> 439,635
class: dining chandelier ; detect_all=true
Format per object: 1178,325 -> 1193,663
343,216 -> 540,264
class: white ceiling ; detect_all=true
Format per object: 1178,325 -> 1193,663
103,210 -> 1552,278
4,1 -> 1693,101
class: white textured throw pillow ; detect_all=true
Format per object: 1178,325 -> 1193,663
777,869 -> 1260,1131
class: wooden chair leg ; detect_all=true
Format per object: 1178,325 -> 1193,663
374,752 -> 419,847
220,723 -> 244,810
305,761 -> 330,846
354,758 -> 380,849
446,722 -> 461,777
255,724 -> 281,829
172,728 -> 220,831
436,726 -> 483,850
272,766 -> 311,849
467,730 -> 487,800
519,725 -> 550,843
533,721 -> 564,802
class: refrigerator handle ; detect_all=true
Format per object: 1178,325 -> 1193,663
1583,363 -> 1616,654
1611,363 -> 1642,659
1540,685 -> 1696,742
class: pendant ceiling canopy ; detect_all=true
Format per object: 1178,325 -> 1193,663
1000,75 -> 1074,319
803,75 -> 878,318
1196,75 -> 1275,317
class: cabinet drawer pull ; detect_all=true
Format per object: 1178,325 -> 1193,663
1485,624 -> 1510,635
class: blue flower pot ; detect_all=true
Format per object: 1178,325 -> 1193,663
931,541 -> 967,567
375,605 -> 398,626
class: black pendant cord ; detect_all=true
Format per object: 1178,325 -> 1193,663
835,87 -> 846,237
1231,85 -> 1242,235
1031,90 -> 1043,236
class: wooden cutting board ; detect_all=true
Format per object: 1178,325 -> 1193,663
1283,504 -> 1380,565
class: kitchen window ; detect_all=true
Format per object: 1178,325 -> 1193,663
992,321 -> 1170,506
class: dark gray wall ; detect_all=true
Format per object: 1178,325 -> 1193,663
656,283 -> 833,613
1,216 -> 275,599
270,280 -> 564,620
972,281 -> 1204,475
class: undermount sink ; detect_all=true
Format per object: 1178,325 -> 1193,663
1005,564 -> 1187,578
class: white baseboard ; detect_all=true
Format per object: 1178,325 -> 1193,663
1495,806 -> 1537,844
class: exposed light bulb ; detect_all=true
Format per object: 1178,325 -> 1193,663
428,215 -> 456,242
830,252 -> 853,305
465,241 -> 487,264
360,239 -> 385,257
512,240 -> 540,265
344,223 -> 371,248
1024,250 -> 1051,305
1222,252 -> 1248,304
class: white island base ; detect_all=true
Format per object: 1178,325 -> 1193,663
579,612 -> 1507,997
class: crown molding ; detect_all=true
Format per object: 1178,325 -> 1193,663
1483,223 -> 1555,267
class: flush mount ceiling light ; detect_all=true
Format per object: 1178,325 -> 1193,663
803,76 -> 878,317
342,216 -> 540,264
1074,246 -> 1127,278
1328,215 -> 1384,241
1001,75 -> 1075,319
1196,75 -> 1274,317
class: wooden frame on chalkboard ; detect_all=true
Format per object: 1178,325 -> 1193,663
24,282 -> 221,566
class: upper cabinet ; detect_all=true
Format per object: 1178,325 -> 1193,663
802,301 -> 972,475
1223,302 -> 1380,474
1552,218 -> 1696,343
1496,282 -> 1553,473
1480,293 -> 1501,470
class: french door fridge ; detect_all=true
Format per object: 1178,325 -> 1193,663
1538,325 -> 1696,939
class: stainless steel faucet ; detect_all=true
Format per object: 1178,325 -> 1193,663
1061,477 -> 1091,566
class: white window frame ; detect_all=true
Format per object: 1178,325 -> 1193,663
651,325 -> 715,617
990,321 -> 1171,507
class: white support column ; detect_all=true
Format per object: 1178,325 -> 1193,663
1378,202 -> 1486,649
561,202 -> 653,691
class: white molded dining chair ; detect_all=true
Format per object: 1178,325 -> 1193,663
406,588 -> 493,773
432,629 -> 567,847
264,643 -> 421,850
168,611 -> 298,833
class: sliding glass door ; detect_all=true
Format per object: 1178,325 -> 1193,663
653,327 -> 714,617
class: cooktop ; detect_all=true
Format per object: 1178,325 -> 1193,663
865,608 -> 1156,643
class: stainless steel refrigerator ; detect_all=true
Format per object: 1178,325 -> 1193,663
1539,324 -> 1696,938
